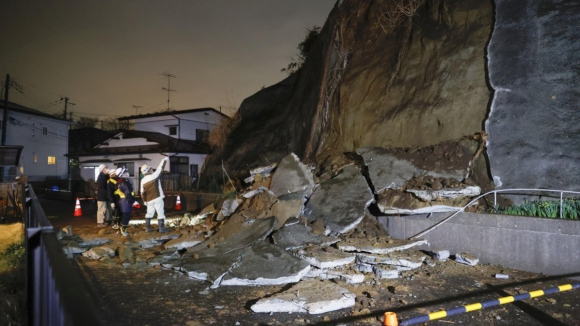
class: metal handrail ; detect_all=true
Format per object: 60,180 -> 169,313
410,188 -> 580,239
24,184 -> 103,326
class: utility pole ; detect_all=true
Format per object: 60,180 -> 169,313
132,105 -> 142,115
160,72 -> 176,110
61,97 -> 75,120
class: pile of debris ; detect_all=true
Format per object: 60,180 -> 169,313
58,148 -> 487,315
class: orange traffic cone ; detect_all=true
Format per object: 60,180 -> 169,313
74,198 -> 82,217
174,194 -> 182,211
384,312 -> 398,326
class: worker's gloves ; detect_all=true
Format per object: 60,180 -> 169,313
111,203 -> 115,208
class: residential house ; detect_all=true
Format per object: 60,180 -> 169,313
68,108 -> 228,196
0,101 -> 73,181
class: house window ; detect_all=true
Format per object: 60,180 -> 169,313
117,163 -> 134,176
196,129 -> 209,143
47,156 -> 56,165
43,127 -> 48,135
168,126 -> 178,136
170,156 -> 189,174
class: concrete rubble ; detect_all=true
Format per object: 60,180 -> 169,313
250,280 -> 356,314
59,152 -> 486,317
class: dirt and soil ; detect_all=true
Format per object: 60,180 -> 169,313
19,197 -> 578,326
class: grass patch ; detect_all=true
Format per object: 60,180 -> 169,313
492,198 -> 580,219
0,224 -> 26,326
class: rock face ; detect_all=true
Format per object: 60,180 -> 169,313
203,0 -> 579,196
203,0 -> 494,186
486,0 -> 580,191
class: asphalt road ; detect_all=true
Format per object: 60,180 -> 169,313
37,197 -> 580,326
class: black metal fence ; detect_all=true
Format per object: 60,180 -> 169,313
23,184 -> 102,326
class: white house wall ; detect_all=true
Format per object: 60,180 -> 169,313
133,111 -> 226,141
1,109 -> 71,181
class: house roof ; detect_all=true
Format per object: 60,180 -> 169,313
67,129 -> 210,157
117,107 -> 230,121
4,101 -> 74,124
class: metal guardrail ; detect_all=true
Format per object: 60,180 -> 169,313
24,184 -> 102,326
411,188 -> 580,239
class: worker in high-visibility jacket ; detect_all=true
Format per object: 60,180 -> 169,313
140,157 -> 169,233
114,167 -> 135,237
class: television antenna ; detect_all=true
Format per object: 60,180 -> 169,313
159,72 -> 176,110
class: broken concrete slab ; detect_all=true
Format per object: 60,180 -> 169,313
269,153 -> 315,197
431,250 -> 450,261
118,245 -> 134,262
269,191 -> 304,228
356,147 -> 466,193
251,280 -> 356,314
62,241 -> 88,256
188,215 -> 276,258
455,253 -> 479,266
216,197 -> 241,221
220,241 -> 311,286
82,246 -> 116,260
303,268 -> 365,284
244,163 -> 277,184
337,237 -> 428,255
378,203 -> 462,215
238,189 -> 278,220
298,247 -> 355,269
407,186 -> 481,201
271,222 -> 339,251
373,266 -> 399,279
164,234 -> 205,250
303,165 -> 374,236
357,251 -> 427,271
181,250 -> 245,286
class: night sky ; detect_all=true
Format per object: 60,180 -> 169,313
0,1 -> 335,119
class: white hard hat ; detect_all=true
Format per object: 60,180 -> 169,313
98,164 -> 107,173
115,167 -> 125,176
141,164 -> 151,174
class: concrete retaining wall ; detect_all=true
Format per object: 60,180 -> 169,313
379,212 -> 580,276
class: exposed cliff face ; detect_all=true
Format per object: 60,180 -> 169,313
201,0 -> 493,186
202,0 -> 494,187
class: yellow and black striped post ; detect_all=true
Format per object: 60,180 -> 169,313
394,282 -> 580,326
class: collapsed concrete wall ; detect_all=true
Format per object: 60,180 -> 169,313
486,0 -> 580,191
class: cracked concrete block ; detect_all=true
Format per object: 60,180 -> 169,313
62,241 -> 87,255
181,250 -> 245,286
272,222 -> 339,251
238,189 -> 278,220
216,198 -> 241,221
303,165 -> 373,236
407,186 -> 481,201
188,215 -> 276,258
377,204 -> 462,215
310,269 -> 365,284
270,191 -> 303,228
373,266 -> 399,279
431,250 -> 450,261
337,237 -> 428,255
455,253 -> 479,266
220,242 -> 311,286
251,280 -> 356,314
357,147 -> 465,193
244,163 -> 277,184
269,153 -> 315,197
165,235 -> 205,250
357,252 -> 426,270
82,246 -> 116,260
118,245 -> 134,262
298,247 -> 355,269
